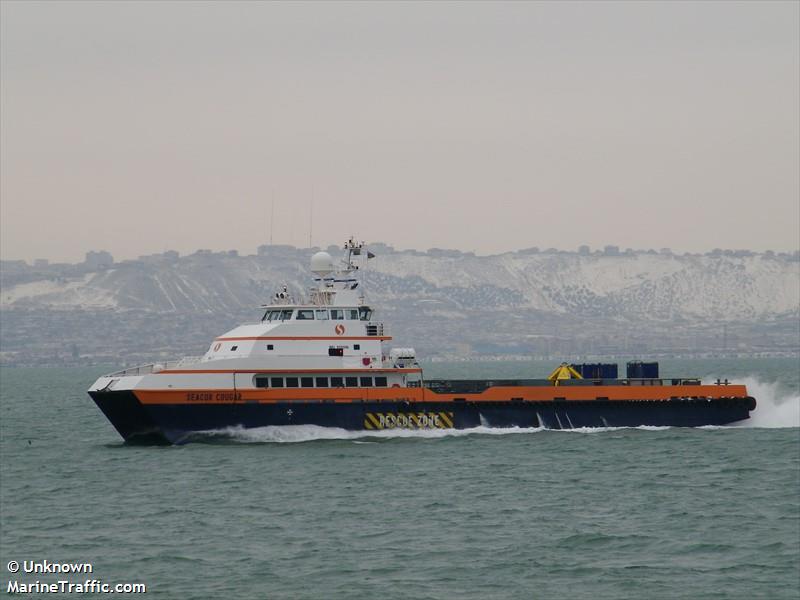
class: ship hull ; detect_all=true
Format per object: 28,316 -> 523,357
90,390 -> 172,444
90,390 -> 756,444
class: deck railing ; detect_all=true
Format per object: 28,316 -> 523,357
107,356 -> 203,377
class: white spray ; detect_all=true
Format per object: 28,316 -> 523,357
729,376 -> 800,428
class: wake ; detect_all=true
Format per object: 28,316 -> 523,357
197,424 -> 543,444
724,376 -> 800,428
196,424 -> 682,444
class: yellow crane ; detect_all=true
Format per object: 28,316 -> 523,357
547,363 -> 583,386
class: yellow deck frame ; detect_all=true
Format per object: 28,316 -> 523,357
547,363 -> 583,386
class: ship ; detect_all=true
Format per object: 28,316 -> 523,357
88,238 -> 756,444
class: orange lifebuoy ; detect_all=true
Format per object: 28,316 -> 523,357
213,343 -> 221,352
335,324 -> 345,336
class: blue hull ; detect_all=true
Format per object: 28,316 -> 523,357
90,391 -> 756,444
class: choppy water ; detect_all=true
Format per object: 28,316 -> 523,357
1,359 -> 798,599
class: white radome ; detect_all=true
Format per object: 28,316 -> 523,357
310,251 -> 335,276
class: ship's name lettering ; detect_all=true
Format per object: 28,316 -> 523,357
380,413 -> 439,428
185,392 -> 242,402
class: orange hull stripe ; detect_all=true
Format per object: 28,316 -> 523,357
133,384 -> 748,405
158,368 -> 422,374
215,336 -> 392,341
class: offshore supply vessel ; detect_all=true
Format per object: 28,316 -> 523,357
89,239 -> 756,444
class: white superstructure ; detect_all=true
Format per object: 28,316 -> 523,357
89,239 -> 421,395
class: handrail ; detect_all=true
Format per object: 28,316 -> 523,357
106,356 -> 203,377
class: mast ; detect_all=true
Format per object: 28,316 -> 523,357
269,194 -> 274,246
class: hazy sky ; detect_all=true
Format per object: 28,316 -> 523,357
1,1 -> 798,262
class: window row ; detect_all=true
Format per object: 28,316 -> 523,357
254,375 -> 388,389
262,307 -> 373,322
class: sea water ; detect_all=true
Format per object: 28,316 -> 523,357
0,358 -> 798,599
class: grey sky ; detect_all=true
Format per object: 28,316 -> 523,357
1,0 -> 798,262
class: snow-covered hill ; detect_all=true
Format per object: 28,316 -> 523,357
3,248 -> 798,321
1,245 -> 798,365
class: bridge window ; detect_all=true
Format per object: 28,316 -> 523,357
359,307 -> 372,321
347,309 -> 359,320
375,376 -> 387,387
315,310 -> 329,320
360,376 -> 373,387
286,377 -> 299,388
280,310 -> 293,321
316,377 -> 328,387
345,376 -> 358,387
331,376 -> 344,387
301,377 -> 314,388
270,377 -> 284,388
254,375 -> 269,388
297,310 -> 315,320
330,309 -> 344,320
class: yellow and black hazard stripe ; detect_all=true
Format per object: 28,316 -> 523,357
364,411 -> 455,430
